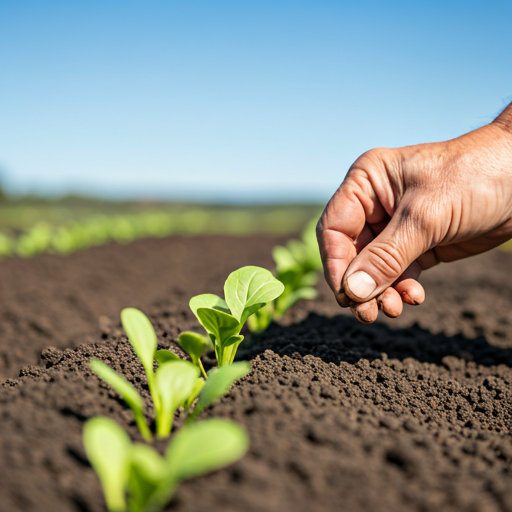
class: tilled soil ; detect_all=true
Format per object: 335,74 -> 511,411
1,235 -> 512,512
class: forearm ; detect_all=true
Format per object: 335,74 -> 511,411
493,102 -> 512,133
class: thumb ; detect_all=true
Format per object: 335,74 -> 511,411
342,208 -> 430,302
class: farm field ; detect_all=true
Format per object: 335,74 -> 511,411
1,234 -> 512,512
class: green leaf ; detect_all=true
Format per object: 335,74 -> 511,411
299,271 -> 318,287
196,308 -> 240,344
154,361 -> 200,438
275,287 -> 318,317
189,294 -> 230,317
89,360 -> 151,442
224,266 -> 285,323
214,335 -> 244,367
272,245 -> 300,273
131,444 -> 166,484
177,332 -> 207,365
155,350 -> 181,365
166,419 -> 249,481
128,444 -> 167,512
121,308 -> 157,376
287,239 -> 308,267
83,417 -> 131,512
198,361 -> 250,409
222,334 -> 244,348
246,303 -> 274,333
184,377 -> 206,409
301,218 -> 323,270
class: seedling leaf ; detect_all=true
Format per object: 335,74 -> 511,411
128,444 -> 167,512
154,361 -> 199,438
272,245 -> 300,273
275,287 -> 318,317
196,308 -> 240,344
222,334 -> 244,348
166,419 -> 249,481
89,360 -> 151,442
121,308 -> 157,376
189,294 -> 230,317
177,332 -> 207,365
184,377 -> 206,409
155,350 -> 181,365
83,417 -> 131,512
224,266 -> 284,322
198,361 -> 250,409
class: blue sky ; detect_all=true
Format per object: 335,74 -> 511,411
1,0 -> 511,203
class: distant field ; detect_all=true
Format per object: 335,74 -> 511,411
0,197 -> 323,258
1,196 -> 509,258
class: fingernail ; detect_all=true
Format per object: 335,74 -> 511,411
401,291 -> 420,306
346,271 -> 376,300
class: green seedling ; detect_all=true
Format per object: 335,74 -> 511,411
188,361 -> 250,422
248,219 -> 322,333
0,232 -> 13,258
83,417 -> 132,512
183,377 -> 205,409
155,332 -> 208,378
121,308 -> 159,409
153,361 -> 199,437
189,266 -> 284,366
84,416 -> 249,512
89,360 -> 152,442
177,332 -> 208,379
90,358 -> 199,440
90,308 -> 201,440
154,350 -> 181,364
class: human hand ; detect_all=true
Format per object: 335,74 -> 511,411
317,108 -> 512,324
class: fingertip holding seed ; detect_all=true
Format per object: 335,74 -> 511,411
350,299 -> 378,324
335,291 -> 350,308
377,289 -> 403,318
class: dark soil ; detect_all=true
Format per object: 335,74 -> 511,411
1,235 -> 512,512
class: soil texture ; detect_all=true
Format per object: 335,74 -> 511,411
1,235 -> 512,512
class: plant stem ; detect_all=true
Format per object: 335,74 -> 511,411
198,358 -> 208,380
135,413 -> 153,442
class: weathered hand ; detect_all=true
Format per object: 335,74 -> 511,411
317,107 -> 512,324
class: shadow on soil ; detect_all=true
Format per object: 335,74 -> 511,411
240,312 -> 512,368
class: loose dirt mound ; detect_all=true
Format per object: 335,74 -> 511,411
1,236 -> 511,512
0,235 -> 282,379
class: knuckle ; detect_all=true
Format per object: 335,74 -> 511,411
351,147 -> 393,172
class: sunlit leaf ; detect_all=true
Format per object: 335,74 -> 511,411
189,294 -> 230,317
224,266 -> 284,322
272,245 -> 300,273
166,419 -> 249,481
128,444 -> 166,512
154,361 -> 199,438
198,361 -> 250,409
275,287 -> 318,317
89,360 -> 151,442
155,350 -> 181,365
184,377 -> 206,409
177,332 -> 207,365
83,417 -> 131,512
196,308 -> 240,345
121,308 -> 157,376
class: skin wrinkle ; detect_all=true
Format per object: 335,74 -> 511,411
368,150 -> 400,216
